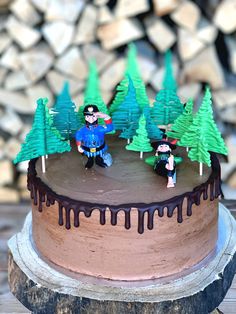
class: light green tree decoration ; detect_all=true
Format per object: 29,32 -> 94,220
151,89 -> 184,127
14,98 -> 71,172
167,98 -> 194,140
51,81 -> 79,140
188,136 -> 211,175
162,50 -> 177,91
178,86 -> 228,175
126,114 -> 153,159
112,75 -> 140,133
143,106 -> 163,140
109,43 -> 149,113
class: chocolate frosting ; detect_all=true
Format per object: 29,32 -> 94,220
27,151 -> 222,234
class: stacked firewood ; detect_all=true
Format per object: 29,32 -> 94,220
0,0 -> 236,202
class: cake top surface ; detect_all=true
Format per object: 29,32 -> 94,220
35,136 -> 211,206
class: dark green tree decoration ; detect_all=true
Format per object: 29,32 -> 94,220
162,50 -> 177,91
126,114 -> 153,159
178,87 -> 228,171
51,81 -> 79,140
167,98 -> 194,139
111,75 -> 140,132
143,106 -> 163,140
151,89 -> 184,126
14,98 -> 71,164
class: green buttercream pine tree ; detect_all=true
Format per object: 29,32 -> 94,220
178,86 -> 228,174
162,50 -> 177,91
167,98 -> 194,140
126,114 -> 153,159
112,75 -> 140,133
143,106 -> 163,140
188,136 -> 211,175
14,98 -> 71,172
151,89 -> 183,126
51,81 -> 79,140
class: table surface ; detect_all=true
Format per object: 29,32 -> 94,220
0,201 -> 235,314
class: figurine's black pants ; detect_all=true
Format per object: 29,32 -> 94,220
154,160 -> 176,178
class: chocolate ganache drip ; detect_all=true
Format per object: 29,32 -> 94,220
27,153 -> 222,234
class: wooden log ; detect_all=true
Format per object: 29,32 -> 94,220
19,44 -> 54,83
4,71 -> 31,91
213,88 -> 236,110
225,36 -> 236,74
7,204 -> 236,313
0,188 -> 19,203
55,47 -> 88,80
100,57 -> 126,91
138,56 -> 157,83
45,0 -> 84,23
0,109 -> 23,136
0,44 -> 20,71
0,32 -> 11,54
94,0 -> 109,6
197,18 -> 218,44
181,46 -> 225,89
42,21 -> 75,56
170,1 -> 201,31
19,124 -> 31,142
0,14 -> 8,32
30,0 -> 48,12
114,0 -> 150,18
25,83 -> 54,107
0,160 -> 13,186
74,5 -> 97,45
17,174 -> 27,190
10,0 -> 42,26
213,0 -> 236,34
178,83 -> 201,103
0,89 -> 34,114
46,70 -> 84,96
153,0 -> 180,16
98,6 -> 114,24
97,18 -> 144,50
4,138 -> 21,160
150,61 -> 179,91
178,28 -> 205,61
145,16 -> 176,52
221,106 -> 236,125
82,43 -> 116,72
5,16 -> 41,50
0,67 -> 7,85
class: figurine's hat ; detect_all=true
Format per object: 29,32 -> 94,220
152,136 -> 177,150
83,104 -> 99,116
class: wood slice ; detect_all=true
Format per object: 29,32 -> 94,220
0,44 -> 20,71
0,32 -> 11,54
170,1 -> 201,31
97,18 -> 144,50
4,138 -> 21,160
5,16 -> 41,50
114,0 -> 150,18
25,83 -> 54,107
0,89 -> 34,114
153,0 -> 180,16
100,57 -> 125,91
225,36 -> 236,74
74,5 -> 97,45
42,21 -> 75,56
4,71 -> 31,91
8,204 -> 236,314
54,47 -> 88,80
178,28 -> 205,61
181,46 -> 225,89
213,88 -> 236,110
45,0 -> 84,23
0,67 -> 7,85
213,0 -> 236,34
10,0 -> 42,26
19,45 -> 54,83
178,83 -> 201,103
145,16 -> 176,52
98,6 -> 114,24
150,61 -> 179,91
0,160 -> 13,186
30,0 -> 48,12
0,188 -> 19,203
197,18 -> 218,44
138,55 -> 157,83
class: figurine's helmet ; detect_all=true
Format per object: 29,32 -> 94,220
83,105 -> 99,116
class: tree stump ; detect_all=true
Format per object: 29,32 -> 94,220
8,203 -> 236,314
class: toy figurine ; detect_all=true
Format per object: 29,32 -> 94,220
75,104 -> 114,169
145,136 -> 182,188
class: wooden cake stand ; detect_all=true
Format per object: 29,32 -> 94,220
8,203 -> 236,314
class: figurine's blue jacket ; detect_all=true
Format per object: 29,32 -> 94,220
75,119 -> 114,157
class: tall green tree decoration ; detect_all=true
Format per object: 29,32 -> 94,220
162,50 -> 177,91
112,75 -> 140,133
178,86 -> 228,175
167,98 -> 194,140
151,89 -> 184,126
126,114 -> 153,159
143,106 -> 163,140
51,81 -> 79,140
14,98 -> 71,173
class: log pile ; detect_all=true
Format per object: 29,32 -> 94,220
0,0 -> 236,202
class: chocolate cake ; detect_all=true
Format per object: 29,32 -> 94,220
28,136 -> 221,281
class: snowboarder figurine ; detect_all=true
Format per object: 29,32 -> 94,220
75,104 -> 114,169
